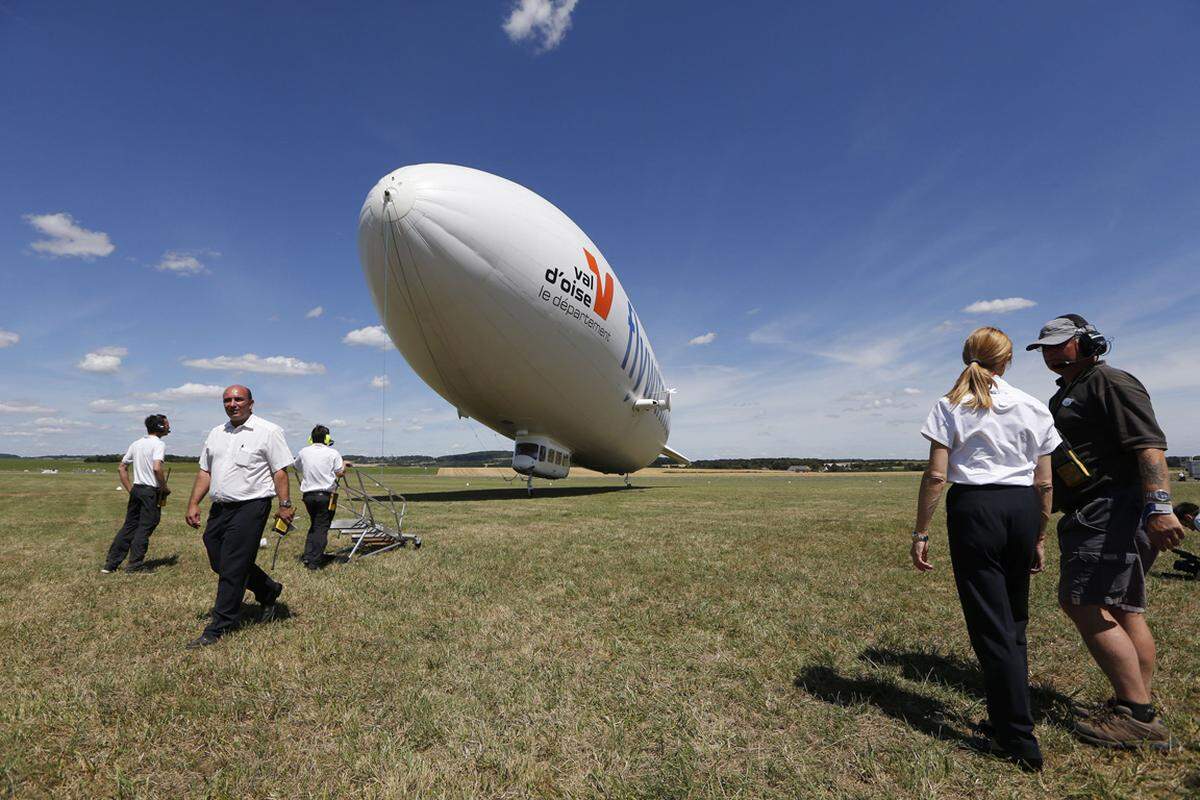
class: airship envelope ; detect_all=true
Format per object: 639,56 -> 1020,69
358,164 -> 680,477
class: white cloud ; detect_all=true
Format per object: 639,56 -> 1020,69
370,375 -> 390,389
155,250 -> 210,276
0,330 -> 19,348
688,332 -> 717,346
182,354 -> 326,375
89,399 -> 159,414
342,325 -> 395,350
748,322 -> 791,346
329,418 -> 348,426
33,417 -> 98,429
305,306 -> 324,319
902,387 -> 922,395
77,345 -> 128,373
962,297 -> 1037,314
503,0 -> 579,51
145,382 -> 223,401
816,339 -> 905,370
0,401 -> 56,414
24,212 -> 115,259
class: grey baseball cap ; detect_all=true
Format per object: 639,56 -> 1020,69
1025,315 -> 1086,350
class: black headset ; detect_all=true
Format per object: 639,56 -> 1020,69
146,414 -> 168,434
1062,313 -> 1110,358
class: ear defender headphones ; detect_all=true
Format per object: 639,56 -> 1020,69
1062,313 -> 1110,358
147,414 -> 168,434
308,425 -> 333,446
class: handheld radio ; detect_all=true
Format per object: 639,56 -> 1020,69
157,467 -> 172,508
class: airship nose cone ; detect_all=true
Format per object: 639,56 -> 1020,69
360,169 -> 416,230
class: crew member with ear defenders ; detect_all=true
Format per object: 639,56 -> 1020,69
103,414 -> 171,573
293,425 -> 346,570
1029,314 -> 1185,750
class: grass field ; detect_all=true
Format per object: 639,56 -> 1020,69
0,464 -> 1197,799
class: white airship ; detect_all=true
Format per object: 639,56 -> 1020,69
357,164 -> 687,484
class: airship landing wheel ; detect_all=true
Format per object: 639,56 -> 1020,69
623,474 -> 632,488
526,475 -> 534,497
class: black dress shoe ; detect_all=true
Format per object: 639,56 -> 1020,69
259,582 -> 284,621
185,633 -> 220,649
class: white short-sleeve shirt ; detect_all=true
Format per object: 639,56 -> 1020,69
122,435 -> 166,487
920,376 -> 1062,486
294,443 -> 344,493
198,413 -> 294,502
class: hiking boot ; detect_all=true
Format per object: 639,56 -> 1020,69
1073,703 -> 1177,750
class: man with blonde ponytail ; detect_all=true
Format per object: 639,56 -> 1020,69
1028,314 -> 1184,750
910,327 -> 1059,771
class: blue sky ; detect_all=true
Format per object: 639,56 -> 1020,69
2,1 -> 1199,459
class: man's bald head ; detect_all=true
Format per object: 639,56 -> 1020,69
222,385 -> 254,425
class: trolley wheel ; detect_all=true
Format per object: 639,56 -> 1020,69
414,537 -> 423,549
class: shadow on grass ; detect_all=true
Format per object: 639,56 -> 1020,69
193,601 -> 295,627
859,647 -> 1077,731
374,485 -> 674,503
137,554 -> 179,572
793,665 -> 983,749
1154,572 -> 1198,582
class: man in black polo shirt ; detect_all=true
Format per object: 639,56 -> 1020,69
1028,314 -> 1185,750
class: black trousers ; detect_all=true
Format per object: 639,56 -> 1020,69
202,497 -> 280,638
946,484 -> 1042,759
302,491 -> 334,565
105,485 -> 161,570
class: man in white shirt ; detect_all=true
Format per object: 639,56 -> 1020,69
184,385 -> 295,648
293,424 -> 346,569
102,414 -> 171,573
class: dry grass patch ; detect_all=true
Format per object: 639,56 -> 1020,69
0,468 -> 1196,798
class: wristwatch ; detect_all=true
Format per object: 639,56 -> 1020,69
911,531 -> 929,543
1146,490 -> 1171,503
279,499 -> 293,508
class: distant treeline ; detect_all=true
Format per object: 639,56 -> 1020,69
340,450 -> 513,467
75,450 -> 516,467
81,454 -> 199,463
680,458 -> 926,472
26,453 -> 1199,470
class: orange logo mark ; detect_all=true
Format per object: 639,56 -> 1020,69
584,248 -> 614,320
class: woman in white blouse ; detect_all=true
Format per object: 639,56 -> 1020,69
910,326 -> 1060,771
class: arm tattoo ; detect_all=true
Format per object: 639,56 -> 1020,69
1137,448 -> 1169,493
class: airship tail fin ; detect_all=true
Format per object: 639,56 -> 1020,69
660,444 -> 691,466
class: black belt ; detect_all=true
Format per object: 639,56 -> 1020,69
210,496 -> 272,507
303,490 -> 333,499
950,483 -> 1034,493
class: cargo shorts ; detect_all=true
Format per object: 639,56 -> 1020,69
1058,486 -> 1158,613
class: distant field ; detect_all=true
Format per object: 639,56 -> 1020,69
0,470 -> 1196,798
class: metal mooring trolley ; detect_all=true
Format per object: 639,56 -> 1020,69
328,468 -> 422,560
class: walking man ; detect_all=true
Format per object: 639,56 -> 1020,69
293,424 -> 346,569
1028,314 -> 1186,749
184,385 -> 294,648
103,414 -> 171,573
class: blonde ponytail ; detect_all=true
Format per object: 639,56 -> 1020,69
946,327 -> 1013,411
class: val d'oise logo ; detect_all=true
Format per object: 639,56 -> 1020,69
543,248 -> 614,321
